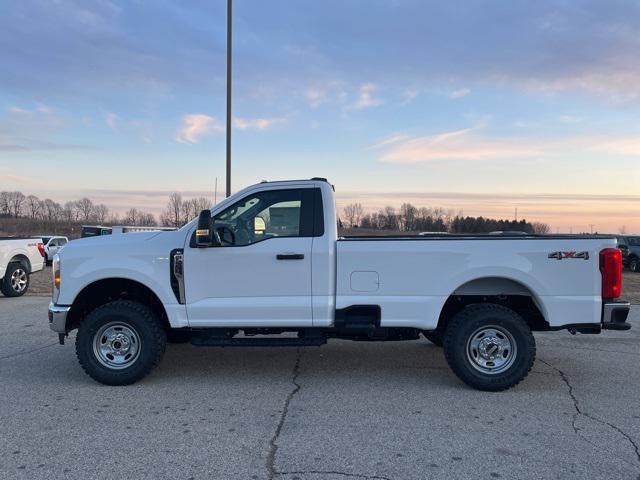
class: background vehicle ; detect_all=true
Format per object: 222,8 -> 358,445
617,235 -> 640,272
81,226 -> 112,238
49,179 -> 630,391
0,237 -> 45,297
81,225 -> 176,238
34,236 -> 69,265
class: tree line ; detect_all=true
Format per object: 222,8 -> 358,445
341,202 -> 550,234
1,190 -> 551,237
0,190 -> 213,234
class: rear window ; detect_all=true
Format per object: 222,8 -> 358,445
41,237 -> 51,244
628,237 -> 640,246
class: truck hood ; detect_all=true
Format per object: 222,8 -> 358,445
59,229 -> 188,263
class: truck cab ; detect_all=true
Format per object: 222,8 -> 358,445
48,178 -> 630,391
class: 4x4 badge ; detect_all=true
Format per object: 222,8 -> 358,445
548,251 -> 590,260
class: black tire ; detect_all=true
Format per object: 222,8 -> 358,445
76,300 -> 167,386
630,257 -> 639,273
167,329 -> 192,344
422,330 -> 443,347
1,262 -> 30,297
443,304 -> 536,392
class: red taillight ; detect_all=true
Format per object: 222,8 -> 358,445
37,243 -> 45,257
600,248 -> 622,299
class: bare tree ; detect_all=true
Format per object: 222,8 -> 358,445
343,203 -> 363,228
123,208 -> 157,226
123,208 -> 141,225
8,191 -> 25,218
138,212 -> 157,226
400,203 -> 417,231
107,212 -> 121,225
383,206 -> 399,231
25,195 -> 41,219
191,197 -> 211,216
76,197 -> 95,222
93,204 -> 109,224
0,191 -> 9,216
161,193 -> 184,228
62,202 -> 76,223
532,222 -> 551,234
42,199 -> 62,221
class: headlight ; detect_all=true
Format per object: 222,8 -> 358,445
52,254 -> 60,302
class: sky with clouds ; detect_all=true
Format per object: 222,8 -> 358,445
0,0 -> 639,232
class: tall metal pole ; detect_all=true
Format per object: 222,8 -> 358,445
225,0 -> 232,197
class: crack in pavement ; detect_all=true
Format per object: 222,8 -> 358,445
265,349 -> 393,480
277,470 -> 392,480
267,348 -> 302,480
539,359 -> 640,467
0,342 -> 58,361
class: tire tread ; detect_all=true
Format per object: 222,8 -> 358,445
75,300 -> 166,386
443,303 -> 536,392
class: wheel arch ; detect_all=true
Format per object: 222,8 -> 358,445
67,277 -> 170,332
8,254 -> 32,273
436,276 -> 549,333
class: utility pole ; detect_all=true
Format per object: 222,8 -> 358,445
225,0 -> 233,197
589,224 -> 594,234
214,177 -> 218,205
514,207 -> 518,222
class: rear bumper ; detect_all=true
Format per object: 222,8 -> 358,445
48,303 -> 71,333
602,300 -> 631,331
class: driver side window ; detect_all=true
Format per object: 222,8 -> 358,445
212,189 -> 307,246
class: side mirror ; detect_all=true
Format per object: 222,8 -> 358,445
196,210 -> 213,247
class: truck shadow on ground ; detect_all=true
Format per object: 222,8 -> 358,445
44,337 -> 472,389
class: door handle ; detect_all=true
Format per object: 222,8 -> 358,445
276,253 -> 305,260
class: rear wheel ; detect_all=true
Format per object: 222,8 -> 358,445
76,300 -> 166,385
1,263 -> 29,297
630,257 -> 639,273
443,304 -> 535,391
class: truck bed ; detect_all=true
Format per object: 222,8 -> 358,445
336,235 -> 616,330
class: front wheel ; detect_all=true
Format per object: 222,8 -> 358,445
443,304 -> 535,391
76,300 -> 167,385
630,257 -> 639,273
1,263 -> 30,297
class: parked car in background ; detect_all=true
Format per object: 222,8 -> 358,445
0,237 -> 45,297
81,225 -> 176,238
617,235 -> 640,272
81,225 -> 113,238
489,231 -> 530,236
34,236 -> 69,265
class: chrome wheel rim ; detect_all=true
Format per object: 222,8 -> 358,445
466,325 -> 517,375
93,322 -> 141,370
10,268 -> 27,293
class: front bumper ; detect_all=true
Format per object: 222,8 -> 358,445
602,300 -> 631,331
48,303 -> 71,333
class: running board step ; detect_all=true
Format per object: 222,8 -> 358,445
190,335 -> 327,347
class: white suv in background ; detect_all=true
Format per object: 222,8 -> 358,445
36,236 -> 69,265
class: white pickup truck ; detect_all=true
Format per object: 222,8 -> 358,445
48,178 -> 631,391
1,237 -> 45,297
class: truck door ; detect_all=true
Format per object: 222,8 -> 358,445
183,187 -> 318,327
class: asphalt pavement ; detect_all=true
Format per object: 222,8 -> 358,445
0,297 -> 639,480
